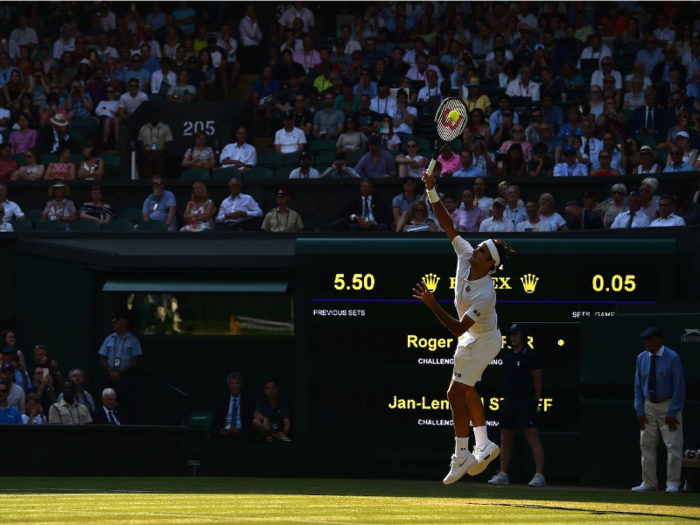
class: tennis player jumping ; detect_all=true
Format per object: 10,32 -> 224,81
413,169 -> 515,485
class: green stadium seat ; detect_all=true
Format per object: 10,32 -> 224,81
243,167 -> 273,180
148,93 -> 165,103
69,219 -> 101,232
314,151 -> 336,166
10,220 -> 32,232
452,138 -> 463,153
102,219 -> 136,232
274,166 -> 295,179
188,412 -> 213,430
70,129 -> 86,151
10,154 -> 26,167
181,168 -> 211,181
309,139 -> 337,154
70,153 -> 84,166
99,154 -> 121,179
41,154 -> 58,166
256,151 -> 284,170
118,208 -> 144,224
135,220 -> 168,232
35,221 -> 67,232
71,117 -> 98,137
282,152 -> 301,166
23,209 -> 43,223
635,134 -> 656,148
213,168 -> 242,180
346,151 -> 365,165
656,151 -> 667,166
0,129 -> 10,143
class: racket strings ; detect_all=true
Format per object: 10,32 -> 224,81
434,98 -> 469,142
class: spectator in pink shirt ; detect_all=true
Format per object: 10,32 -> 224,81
9,114 -> 37,154
499,125 -> 533,160
293,35 -> 320,74
437,144 -> 461,175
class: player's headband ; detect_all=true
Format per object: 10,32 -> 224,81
483,239 -> 501,274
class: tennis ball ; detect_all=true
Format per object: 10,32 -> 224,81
448,110 -> 460,122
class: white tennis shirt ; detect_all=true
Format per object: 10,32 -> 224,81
451,236 -> 498,340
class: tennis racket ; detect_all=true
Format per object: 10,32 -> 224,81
425,97 -> 469,177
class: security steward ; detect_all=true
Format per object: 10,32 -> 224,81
488,323 -> 546,487
97,311 -> 143,420
632,327 -> 685,493
261,188 -> 304,232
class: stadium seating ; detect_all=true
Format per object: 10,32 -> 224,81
256,152 -> 284,170
181,168 -> 211,181
213,168 -> 243,180
118,209 -> 145,224
103,219 -> 136,232
69,220 -> 101,232
135,220 -> 168,232
35,221 -> 67,232
244,167 -> 274,180
10,220 -> 32,232
23,209 -> 43,224
274,166 -> 295,179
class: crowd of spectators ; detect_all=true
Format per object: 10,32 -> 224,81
0,1 -> 698,230
0,324 -> 291,435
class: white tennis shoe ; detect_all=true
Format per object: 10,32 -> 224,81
487,471 -> 510,485
528,473 -> 546,487
443,453 -> 477,485
631,482 -> 656,492
468,441 -> 500,476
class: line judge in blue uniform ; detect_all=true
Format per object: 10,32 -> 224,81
98,311 -> 143,419
632,327 -> 685,493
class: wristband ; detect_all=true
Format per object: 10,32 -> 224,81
427,189 -> 440,204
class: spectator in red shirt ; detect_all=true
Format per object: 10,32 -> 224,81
0,143 -> 18,180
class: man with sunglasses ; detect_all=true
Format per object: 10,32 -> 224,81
657,68 -> 686,109
663,146 -> 694,173
124,54 -> 150,92
118,79 -> 148,121
138,110 -> 172,178
0,378 -> 22,424
142,176 -> 177,231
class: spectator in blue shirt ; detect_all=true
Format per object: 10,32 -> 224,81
319,153 -> 360,179
472,24 -> 494,56
145,4 -> 167,31
0,52 -> 20,89
637,36 -> 663,77
173,2 -> 195,33
633,327 -> 685,493
541,95 -> 565,132
124,55 -> 151,92
663,146 -> 694,172
0,382 -> 22,424
453,150 -> 485,177
97,311 -> 143,418
385,4 -> 415,32
553,148 -> 588,176
139,44 -> 161,75
142,176 -> 178,231
391,176 -> 422,227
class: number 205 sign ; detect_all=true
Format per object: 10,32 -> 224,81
183,120 -> 216,136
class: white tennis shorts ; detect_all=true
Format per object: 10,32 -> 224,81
451,330 -> 502,387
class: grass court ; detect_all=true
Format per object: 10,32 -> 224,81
2,477 -> 699,524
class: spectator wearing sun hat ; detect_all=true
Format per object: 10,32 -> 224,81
42,182 -> 77,225
632,146 -> 661,175
37,113 -> 72,155
460,77 -> 491,113
261,188 -> 304,232
478,198 -> 515,232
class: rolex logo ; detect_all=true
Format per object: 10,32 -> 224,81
520,274 -> 539,294
422,273 -> 440,293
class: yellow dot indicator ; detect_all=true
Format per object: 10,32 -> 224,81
448,110 -> 460,122
557,339 -> 565,347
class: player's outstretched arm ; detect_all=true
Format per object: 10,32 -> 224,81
413,282 -> 475,337
422,170 -> 458,241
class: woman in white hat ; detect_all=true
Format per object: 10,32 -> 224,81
631,146 -> 660,175
665,131 -> 698,168
42,182 -> 77,225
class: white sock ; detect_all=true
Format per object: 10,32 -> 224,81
473,425 -> 489,447
455,437 -> 469,458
